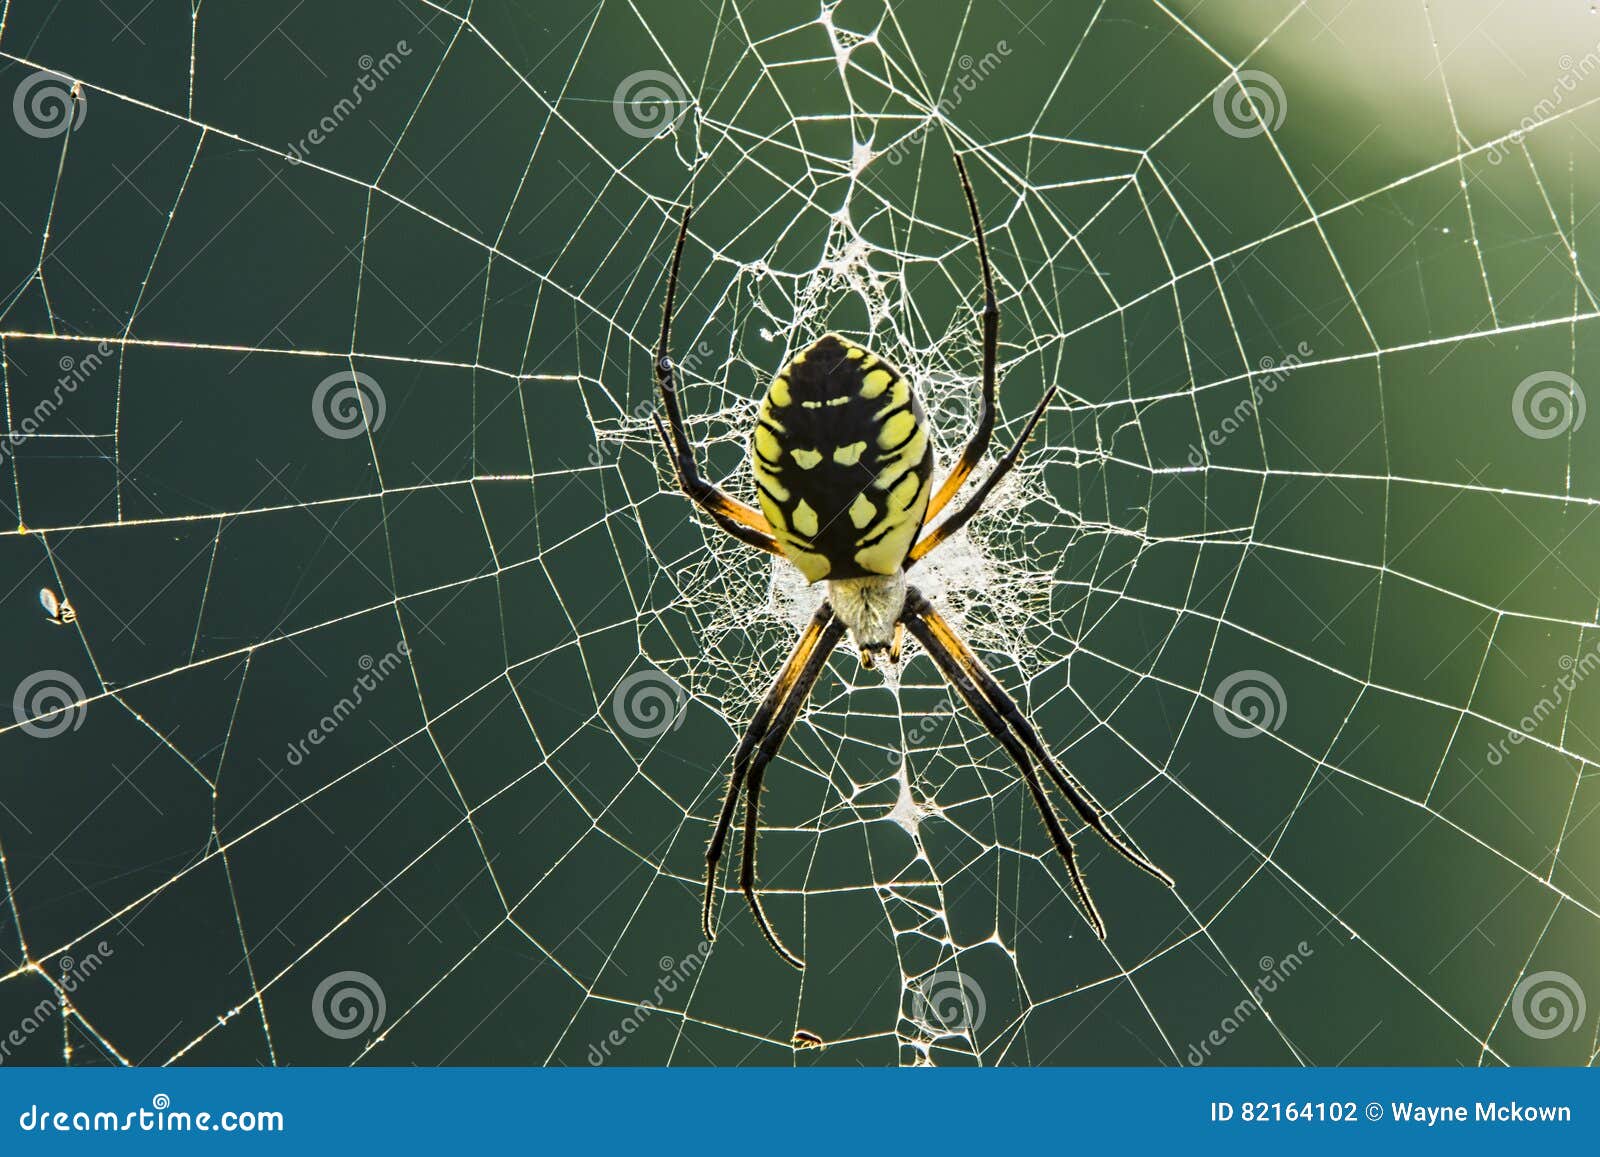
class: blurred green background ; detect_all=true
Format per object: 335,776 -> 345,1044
0,0 -> 1596,1066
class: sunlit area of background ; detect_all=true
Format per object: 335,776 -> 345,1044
0,0 -> 1597,1066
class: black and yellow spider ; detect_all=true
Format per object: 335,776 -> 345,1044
652,153 -> 1173,969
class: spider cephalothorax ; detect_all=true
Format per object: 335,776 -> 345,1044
651,152 -> 1173,969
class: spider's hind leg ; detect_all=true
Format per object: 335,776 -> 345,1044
703,604 -> 846,969
901,587 -> 1172,939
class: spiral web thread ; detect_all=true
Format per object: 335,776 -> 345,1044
0,0 -> 1598,1067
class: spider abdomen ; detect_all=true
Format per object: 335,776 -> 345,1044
751,333 -> 934,582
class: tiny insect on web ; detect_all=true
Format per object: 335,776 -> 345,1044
652,151 -> 1174,970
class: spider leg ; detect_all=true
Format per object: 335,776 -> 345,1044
653,204 -> 781,556
909,591 -> 1172,888
924,151 -> 1000,525
909,383 -> 1056,564
903,588 -> 1173,938
704,604 -> 846,968
901,589 -> 1104,937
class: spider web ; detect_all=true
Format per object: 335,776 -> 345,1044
1,0 -> 1598,1067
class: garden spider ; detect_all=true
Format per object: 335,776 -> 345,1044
652,153 -> 1173,969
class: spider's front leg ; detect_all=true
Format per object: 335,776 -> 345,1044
703,604 -> 846,969
651,203 -> 782,556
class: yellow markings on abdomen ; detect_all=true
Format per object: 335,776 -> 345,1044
790,447 -> 823,469
791,499 -> 819,538
877,409 -> 917,451
848,493 -> 876,529
758,399 -> 785,433
860,369 -> 894,398
889,470 -> 921,511
833,442 -> 866,466
754,424 -> 782,463
853,476 -> 929,575
769,375 -> 791,407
